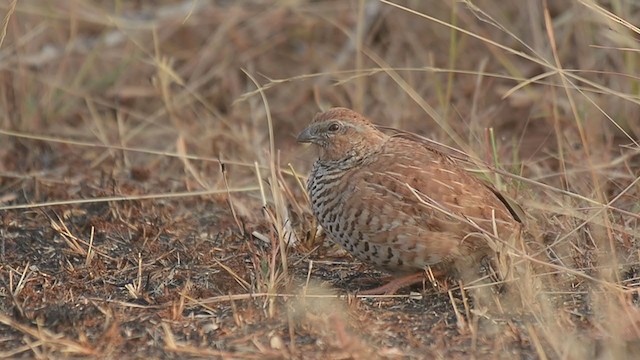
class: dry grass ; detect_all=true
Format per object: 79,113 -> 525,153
0,0 -> 639,358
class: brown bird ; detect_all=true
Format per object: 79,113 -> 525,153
297,107 -> 522,294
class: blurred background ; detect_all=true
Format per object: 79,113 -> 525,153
1,1 -> 638,195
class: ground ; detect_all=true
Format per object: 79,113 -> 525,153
1,1 -> 639,359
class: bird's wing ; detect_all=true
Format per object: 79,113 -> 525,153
383,129 -> 525,224
344,137 -> 517,257
342,169 -> 464,266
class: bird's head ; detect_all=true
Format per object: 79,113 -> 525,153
297,108 -> 387,162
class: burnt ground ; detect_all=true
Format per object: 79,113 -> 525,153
1,144 -> 636,359
0,175 -> 538,359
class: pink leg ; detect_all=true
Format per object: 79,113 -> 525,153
357,271 -> 425,295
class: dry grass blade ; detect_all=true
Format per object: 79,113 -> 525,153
0,0 -> 17,49
124,253 -> 144,299
212,257 -> 251,291
50,215 -> 86,257
0,187 -> 260,211
176,136 -> 208,189
0,313 -> 96,356
8,262 -> 30,298
220,157 -> 245,235
0,129 -> 258,168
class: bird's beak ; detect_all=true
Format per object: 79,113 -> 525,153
296,127 -> 315,143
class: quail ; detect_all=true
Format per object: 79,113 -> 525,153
297,107 -> 521,294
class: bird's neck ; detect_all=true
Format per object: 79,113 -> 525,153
315,150 -> 368,172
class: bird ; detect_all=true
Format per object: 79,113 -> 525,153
297,107 -> 522,295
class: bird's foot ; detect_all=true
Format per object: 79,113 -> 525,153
357,272 -> 425,295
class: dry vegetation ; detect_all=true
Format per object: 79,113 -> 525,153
0,0 -> 639,358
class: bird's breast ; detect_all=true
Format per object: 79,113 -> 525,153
307,162 -> 410,273
307,161 -> 362,246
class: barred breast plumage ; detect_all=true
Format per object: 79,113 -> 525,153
297,107 -> 521,294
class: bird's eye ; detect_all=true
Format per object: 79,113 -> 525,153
328,123 -> 340,132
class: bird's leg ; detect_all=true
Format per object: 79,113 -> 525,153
357,271 -> 426,295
